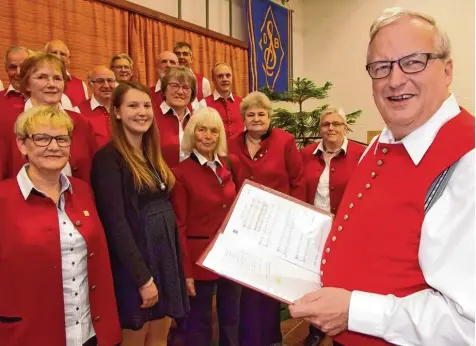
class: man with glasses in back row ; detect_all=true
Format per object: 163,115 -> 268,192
290,7 -> 474,346
173,41 -> 211,111
110,53 -> 134,83
78,66 -> 116,150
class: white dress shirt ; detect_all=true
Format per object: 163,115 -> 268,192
154,79 -> 163,93
160,101 -> 191,162
17,165 -> 95,346
313,137 -> 348,212
0,79 -> 3,91
349,94 -> 475,345
193,149 -> 223,182
4,84 -> 20,96
198,89 -> 236,109
90,95 -> 107,111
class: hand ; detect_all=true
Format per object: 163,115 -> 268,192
186,278 -> 196,297
289,287 -> 352,336
139,280 -> 159,309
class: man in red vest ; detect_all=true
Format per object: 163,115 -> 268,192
78,65 -> 116,150
0,46 -> 31,110
173,41 -> 211,111
45,39 -> 88,106
150,50 -> 178,108
198,63 -> 243,139
290,7 -> 474,346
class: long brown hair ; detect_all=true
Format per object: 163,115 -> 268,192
110,81 -> 175,191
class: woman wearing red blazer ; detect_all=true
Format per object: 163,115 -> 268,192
0,52 -> 96,183
300,106 -> 366,346
0,105 -> 121,346
171,107 -> 245,346
155,66 -> 196,168
227,91 -> 306,346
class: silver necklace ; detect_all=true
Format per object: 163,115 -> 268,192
145,153 -> 167,191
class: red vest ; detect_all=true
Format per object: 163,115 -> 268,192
0,177 -> 121,346
171,154 -> 244,280
0,89 -> 25,111
301,140 -> 366,214
149,85 -> 164,109
193,71 -> 204,101
155,106 -> 190,168
228,128 -> 307,201
204,94 -> 244,138
78,99 -> 111,150
65,75 -> 87,106
322,110 -> 475,346
0,109 -> 97,184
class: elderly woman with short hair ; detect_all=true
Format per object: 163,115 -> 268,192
171,107 -> 244,346
156,66 -> 197,167
301,106 -> 366,215
0,105 -> 121,346
227,91 -> 306,346
0,52 -> 96,182
300,106 -> 365,346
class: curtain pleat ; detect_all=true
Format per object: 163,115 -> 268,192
0,0 -> 249,96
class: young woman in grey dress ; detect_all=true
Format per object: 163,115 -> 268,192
90,82 -> 189,346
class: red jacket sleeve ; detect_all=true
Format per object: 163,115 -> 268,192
170,169 -> 194,278
285,136 -> 307,201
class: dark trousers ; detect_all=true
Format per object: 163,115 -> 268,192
306,325 -> 345,346
185,278 -> 241,346
239,287 -> 282,346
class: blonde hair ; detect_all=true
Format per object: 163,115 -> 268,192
182,107 -> 228,156
19,52 -> 68,97
368,8 -> 451,59
110,82 -> 175,191
320,106 -> 347,125
160,66 -> 197,103
240,91 -> 272,120
109,53 -> 133,69
15,105 -> 73,138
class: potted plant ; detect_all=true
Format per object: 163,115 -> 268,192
261,78 -> 362,148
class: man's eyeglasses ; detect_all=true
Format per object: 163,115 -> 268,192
366,52 -> 446,79
26,134 -> 72,147
167,82 -> 192,94
112,65 -> 131,71
91,78 -> 116,85
174,51 -> 191,58
321,121 -> 345,129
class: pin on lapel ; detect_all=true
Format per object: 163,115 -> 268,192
83,210 -> 90,217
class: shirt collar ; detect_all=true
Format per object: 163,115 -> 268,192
66,71 -> 72,80
213,89 -> 235,102
17,164 -> 72,200
90,96 -> 107,111
155,79 -> 162,92
24,96 -> 78,112
378,93 -> 460,165
313,136 -> 349,155
24,99 -> 64,111
160,101 -> 191,118
192,149 -> 223,167
5,84 -> 20,96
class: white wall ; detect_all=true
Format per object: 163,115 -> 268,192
125,0 -> 303,75
301,0 -> 475,142
125,0 -> 247,41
